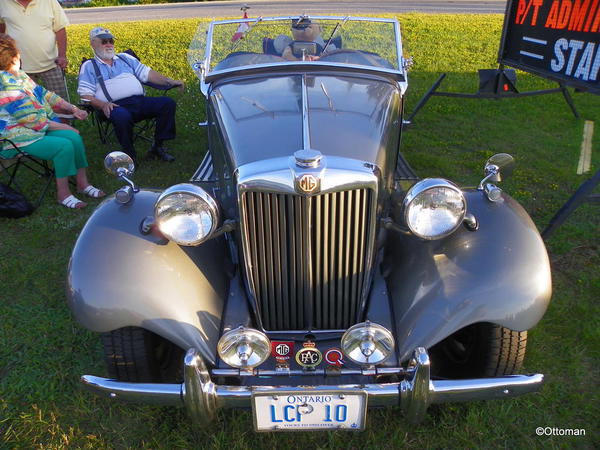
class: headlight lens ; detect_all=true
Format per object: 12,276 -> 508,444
154,183 -> 219,246
341,321 -> 395,365
217,327 -> 271,369
403,178 -> 466,240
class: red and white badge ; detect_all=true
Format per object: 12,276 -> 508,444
271,341 -> 294,360
324,348 -> 344,367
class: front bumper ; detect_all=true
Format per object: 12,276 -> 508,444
81,347 -> 544,424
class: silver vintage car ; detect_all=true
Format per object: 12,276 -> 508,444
68,16 -> 551,431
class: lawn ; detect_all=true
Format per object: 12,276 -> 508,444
1,14 -> 599,449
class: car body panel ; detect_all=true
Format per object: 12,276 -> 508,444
67,190 -> 231,364
211,73 -> 401,169
386,191 -> 552,362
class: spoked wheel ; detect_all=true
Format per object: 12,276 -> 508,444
101,327 -> 185,382
429,322 -> 527,378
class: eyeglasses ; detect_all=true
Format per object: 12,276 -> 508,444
101,39 -> 114,45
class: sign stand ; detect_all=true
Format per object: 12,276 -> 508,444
542,170 -> 600,240
406,66 -> 579,123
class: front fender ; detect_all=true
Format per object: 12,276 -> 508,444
385,190 -> 552,363
67,190 -> 231,365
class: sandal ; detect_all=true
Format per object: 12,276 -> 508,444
79,185 -> 106,199
60,195 -> 86,209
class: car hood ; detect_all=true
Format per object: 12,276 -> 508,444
210,73 -> 402,171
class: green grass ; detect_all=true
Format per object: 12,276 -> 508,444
1,14 -> 599,448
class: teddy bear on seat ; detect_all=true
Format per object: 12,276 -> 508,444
281,17 -> 337,61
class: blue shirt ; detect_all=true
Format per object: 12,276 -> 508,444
77,53 -> 150,101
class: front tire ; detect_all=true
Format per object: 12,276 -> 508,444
429,322 -> 527,378
101,327 -> 184,382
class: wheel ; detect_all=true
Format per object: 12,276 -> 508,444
429,322 -> 527,379
101,327 -> 185,382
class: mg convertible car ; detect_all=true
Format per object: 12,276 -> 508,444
68,16 -> 551,431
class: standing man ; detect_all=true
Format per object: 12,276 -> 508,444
0,0 -> 70,102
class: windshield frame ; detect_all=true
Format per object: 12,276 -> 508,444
193,16 -> 407,91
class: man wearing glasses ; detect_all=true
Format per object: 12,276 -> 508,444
0,0 -> 70,104
77,27 -> 184,162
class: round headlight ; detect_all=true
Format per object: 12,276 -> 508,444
403,178 -> 466,240
154,183 -> 219,246
341,321 -> 395,365
217,327 -> 271,369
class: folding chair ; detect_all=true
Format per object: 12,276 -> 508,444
0,138 -> 55,207
79,49 -> 173,151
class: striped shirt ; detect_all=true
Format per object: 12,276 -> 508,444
0,69 -> 61,151
78,53 -> 150,101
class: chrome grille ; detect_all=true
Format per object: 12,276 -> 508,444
241,189 -> 375,331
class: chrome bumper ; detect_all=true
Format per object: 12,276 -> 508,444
81,347 -> 544,424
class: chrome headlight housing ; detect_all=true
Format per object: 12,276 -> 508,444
217,327 -> 271,369
403,178 -> 466,240
154,183 -> 219,246
341,321 -> 395,365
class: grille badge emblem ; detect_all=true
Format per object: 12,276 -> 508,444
325,348 -> 345,367
295,341 -> 323,368
297,174 -> 319,194
271,341 -> 294,362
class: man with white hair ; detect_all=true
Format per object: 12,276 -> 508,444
78,27 -> 184,162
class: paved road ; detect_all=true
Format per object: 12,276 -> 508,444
66,0 -> 507,24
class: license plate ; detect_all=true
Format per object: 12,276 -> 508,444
252,390 -> 367,431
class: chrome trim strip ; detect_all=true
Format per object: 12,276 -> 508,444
211,16 -> 400,26
80,348 -> 545,424
301,74 -> 310,150
211,367 -> 404,377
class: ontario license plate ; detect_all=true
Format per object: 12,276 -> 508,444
252,390 -> 367,431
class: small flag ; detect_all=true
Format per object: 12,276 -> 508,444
231,6 -> 250,42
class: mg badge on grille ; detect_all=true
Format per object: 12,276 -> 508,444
295,341 -> 323,368
271,341 -> 294,362
296,173 -> 320,194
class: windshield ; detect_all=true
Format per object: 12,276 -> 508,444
188,16 -> 405,81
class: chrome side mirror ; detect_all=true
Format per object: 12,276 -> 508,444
104,151 -> 138,204
478,153 -> 514,202
104,151 -> 135,177
483,153 -> 514,183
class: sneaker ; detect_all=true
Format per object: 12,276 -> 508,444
147,146 -> 175,162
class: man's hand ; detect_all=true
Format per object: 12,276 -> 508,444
55,56 -> 68,70
101,101 -> 118,118
171,79 -> 185,92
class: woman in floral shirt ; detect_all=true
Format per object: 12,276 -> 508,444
0,34 -> 103,209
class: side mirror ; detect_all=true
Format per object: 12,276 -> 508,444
483,153 -> 514,183
478,153 -> 515,202
104,151 -> 138,204
104,151 -> 135,177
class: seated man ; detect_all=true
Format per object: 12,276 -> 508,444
77,27 -> 184,162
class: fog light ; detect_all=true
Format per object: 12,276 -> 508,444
341,321 -> 395,365
217,327 -> 270,369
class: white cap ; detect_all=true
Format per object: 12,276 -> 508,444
89,27 -> 114,40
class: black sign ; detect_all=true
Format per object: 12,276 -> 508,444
499,0 -> 600,94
